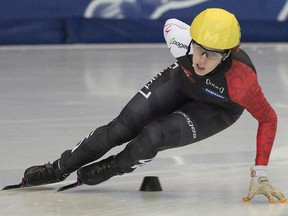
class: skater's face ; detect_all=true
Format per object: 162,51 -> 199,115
192,41 -> 229,76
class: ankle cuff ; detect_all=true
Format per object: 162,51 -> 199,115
53,160 -> 69,178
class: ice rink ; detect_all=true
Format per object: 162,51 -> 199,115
0,43 -> 287,216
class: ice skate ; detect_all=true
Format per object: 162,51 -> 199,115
3,160 -> 69,190
23,160 -> 69,186
77,155 -> 123,186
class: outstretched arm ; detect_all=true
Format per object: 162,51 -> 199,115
226,61 -> 286,203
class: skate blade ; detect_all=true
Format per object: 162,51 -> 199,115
2,179 -> 27,190
57,179 -> 82,192
2,184 -> 24,190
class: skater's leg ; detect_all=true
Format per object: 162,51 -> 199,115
23,63 -> 189,186
112,102 -> 243,173
58,63 -> 188,174
77,101 -> 243,185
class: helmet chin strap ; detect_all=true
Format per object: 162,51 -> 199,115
208,51 -> 231,75
185,40 -> 193,64
221,50 -> 231,62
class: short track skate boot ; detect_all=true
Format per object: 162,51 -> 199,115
77,155 -> 124,185
24,160 -> 69,186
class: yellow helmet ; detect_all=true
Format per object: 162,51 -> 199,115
190,8 -> 241,50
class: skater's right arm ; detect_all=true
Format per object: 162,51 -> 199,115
163,19 -> 191,59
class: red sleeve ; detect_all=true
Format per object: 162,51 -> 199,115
225,60 -> 277,165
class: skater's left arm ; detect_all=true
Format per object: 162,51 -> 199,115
226,66 -> 286,203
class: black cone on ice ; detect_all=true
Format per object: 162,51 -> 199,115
140,176 -> 162,191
